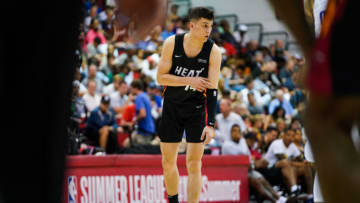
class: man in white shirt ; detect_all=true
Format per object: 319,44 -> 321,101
103,75 -> 122,96
216,98 -> 246,144
222,124 -> 250,156
263,128 -> 313,199
83,80 -> 101,112
240,77 -> 271,107
233,24 -> 250,48
110,81 -> 129,115
222,127 -> 289,203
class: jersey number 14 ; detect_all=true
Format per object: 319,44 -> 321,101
184,85 -> 196,91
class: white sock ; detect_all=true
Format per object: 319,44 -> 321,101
307,194 -> 314,199
290,185 -> 298,192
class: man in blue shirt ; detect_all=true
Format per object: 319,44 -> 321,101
268,89 -> 294,117
85,95 -> 120,153
130,80 -> 155,145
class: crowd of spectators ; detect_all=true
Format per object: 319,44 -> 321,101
69,0 -> 313,201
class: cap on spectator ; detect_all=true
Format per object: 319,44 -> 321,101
244,132 -> 257,140
239,24 -> 248,32
101,95 -> 111,104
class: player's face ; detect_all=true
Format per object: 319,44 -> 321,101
190,18 -> 213,42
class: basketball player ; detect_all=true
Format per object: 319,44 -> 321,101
156,7 -> 221,203
269,0 -> 360,202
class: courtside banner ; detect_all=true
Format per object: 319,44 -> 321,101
64,155 -> 249,203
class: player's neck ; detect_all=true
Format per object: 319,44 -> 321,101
186,32 -> 204,48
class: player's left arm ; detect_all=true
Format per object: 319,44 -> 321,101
208,44 -> 222,89
201,44 -> 222,144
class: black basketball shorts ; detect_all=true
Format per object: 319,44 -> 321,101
159,99 -> 206,143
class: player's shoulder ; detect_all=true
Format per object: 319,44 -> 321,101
210,42 -> 222,59
163,35 -> 176,47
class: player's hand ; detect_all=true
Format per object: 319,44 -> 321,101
187,77 -> 212,92
201,126 -> 215,145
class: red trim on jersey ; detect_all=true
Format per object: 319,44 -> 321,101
204,90 -> 208,124
307,0 -> 347,96
161,86 -> 167,97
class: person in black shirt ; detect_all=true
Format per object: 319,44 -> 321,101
157,7 -> 222,203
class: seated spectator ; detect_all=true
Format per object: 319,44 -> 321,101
240,77 -> 271,107
142,54 -> 159,82
161,21 -> 175,41
147,82 -> 162,109
84,18 -> 107,50
222,126 -> 289,203
74,67 -> 88,97
290,118 -> 302,130
233,102 -> 250,118
166,4 -> 179,25
261,128 -> 313,199
245,40 -> 259,60
219,19 -> 237,46
84,95 -> 122,153
216,98 -> 246,143
221,66 -> 245,92
250,51 -> 265,78
81,63 -> 105,93
290,89 -> 306,111
233,24 -> 250,50
253,72 -> 271,94
101,6 -> 114,37
83,80 -> 101,112
249,114 -> 265,135
84,4 -> 100,32
130,80 -> 155,145
268,89 -> 294,117
247,92 -> 264,115
110,81 -> 129,115
222,124 -> 249,155
263,104 -> 285,131
259,127 -> 278,154
87,37 -> 106,59
276,118 -> 287,134
71,81 -> 88,123
279,59 -> 295,85
103,74 -> 122,96
293,129 -> 305,156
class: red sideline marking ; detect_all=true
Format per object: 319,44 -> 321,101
66,154 -> 250,168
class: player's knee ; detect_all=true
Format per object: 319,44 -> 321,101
162,157 -> 176,172
186,159 -> 202,174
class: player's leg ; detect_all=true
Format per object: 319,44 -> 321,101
186,142 -> 205,203
158,100 -> 184,201
160,142 -> 181,197
305,95 -> 360,202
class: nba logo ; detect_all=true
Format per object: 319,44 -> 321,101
68,176 -> 78,203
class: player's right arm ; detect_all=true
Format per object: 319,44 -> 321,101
156,35 -> 212,91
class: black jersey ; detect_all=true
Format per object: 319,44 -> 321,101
162,33 -> 214,104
